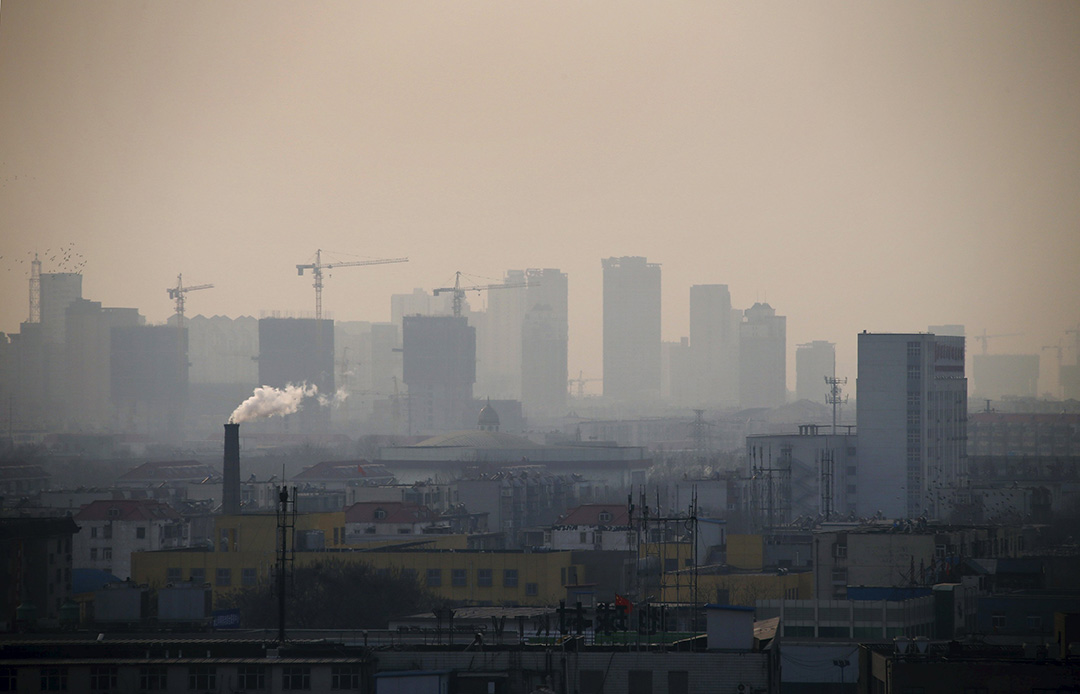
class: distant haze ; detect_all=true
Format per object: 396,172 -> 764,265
2,1 -> 1078,394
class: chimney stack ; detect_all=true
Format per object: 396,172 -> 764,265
223,423 -> 241,515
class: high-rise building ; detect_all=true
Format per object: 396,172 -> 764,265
110,324 -> 189,437
64,300 -> 142,430
796,341 -> 836,404
602,256 -> 661,400
856,332 -> 968,519
402,315 -> 476,433
521,268 -> 568,418
689,284 -> 738,405
257,317 -> 334,432
476,270 -> 527,400
739,303 -> 786,409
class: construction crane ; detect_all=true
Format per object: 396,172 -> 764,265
296,249 -> 408,321
167,273 -> 214,328
972,329 -> 1022,356
568,370 -> 601,398
433,271 -> 528,318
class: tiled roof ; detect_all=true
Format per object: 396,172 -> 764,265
0,461 -> 50,481
74,499 -> 181,522
410,431 -> 538,449
116,460 -> 219,482
344,501 -> 434,524
293,460 -> 393,482
556,503 -> 630,526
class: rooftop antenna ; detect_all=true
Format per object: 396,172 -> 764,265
825,374 -> 848,435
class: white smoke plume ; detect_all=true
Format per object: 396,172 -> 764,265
229,383 -> 319,424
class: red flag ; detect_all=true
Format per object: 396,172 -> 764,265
615,594 -> 632,614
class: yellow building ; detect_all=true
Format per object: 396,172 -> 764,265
672,570 -> 812,607
132,548 -> 576,607
725,534 -> 764,570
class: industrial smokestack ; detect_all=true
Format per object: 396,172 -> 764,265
223,423 -> 241,515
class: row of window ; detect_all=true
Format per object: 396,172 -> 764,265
166,567 -> 259,587
0,665 -> 361,692
424,567 -> 537,593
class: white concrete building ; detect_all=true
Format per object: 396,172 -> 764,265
856,332 -> 968,519
73,499 -> 189,580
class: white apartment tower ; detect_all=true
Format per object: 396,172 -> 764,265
856,332 -> 968,520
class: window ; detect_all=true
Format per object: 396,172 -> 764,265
374,508 -> 387,520
90,666 -> 117,691
579,531 -> 588,543
40,667 -> 67,691
0,667 -> 16,692
991,614 -> 1006,630
282,666 -> 311,690
103,524 -> 113,539
503,569 -> 518,588
664,558 -> 678,572
137,526 -> 146,539
190,568 -> 205,584
452,569 -> 467,587
242,568 -> 258,587
1027,614 -> 1042,632
526,582 -> 539,596
668,671 -> 689,694
90,548 -> 98,561
238,666 -> 265,690
628,670 -> 653,694
91,527 -> 98,539
188,666 -> 216,690
166,567 -> 182,584
139,666 -> 167,691
426,568 -> 442,587
331,666 -> 361,690
598,511 -> 612,523
477,568 -> 492,587
216,568 -> 231,587
102,547 -> 112,560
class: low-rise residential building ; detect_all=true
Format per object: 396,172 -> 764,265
345,501 -> 437,540
73,500 -> 188,580
549,503 -> 635,551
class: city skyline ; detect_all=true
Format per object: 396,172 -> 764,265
2,2 -> 1078,395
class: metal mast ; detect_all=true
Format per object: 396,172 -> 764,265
824,375 -> 848,435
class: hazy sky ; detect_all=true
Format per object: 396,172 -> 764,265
2,1 -> 1078,396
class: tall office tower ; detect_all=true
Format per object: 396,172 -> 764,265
64,300 -> 142,430
40,273 -> 83,428
257,317 -> 334,432
689,284 -> 738,405
110,324 -> 189,438
796,341 -> 836,403
856,332 -> 968,520
403,315 -> 476,434
738,303 -> 787,409
521,268 -> 568,418
602,256 -> 661,400
477,270 -> 527,400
